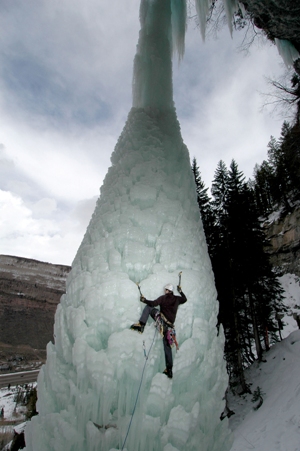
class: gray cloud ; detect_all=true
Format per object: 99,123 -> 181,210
0,0 -> 139,129
0,0 -> 288,264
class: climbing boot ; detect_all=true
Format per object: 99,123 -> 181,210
163,367 -> 173,379
130,322 -> 144,334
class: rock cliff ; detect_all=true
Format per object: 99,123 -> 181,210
264,206 -> 300,276
0,255 -> 71,363
241,0 -> 300,52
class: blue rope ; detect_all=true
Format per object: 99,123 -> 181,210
121,327 -> 158,450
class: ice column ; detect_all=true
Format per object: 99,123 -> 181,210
24,1 -> 232,450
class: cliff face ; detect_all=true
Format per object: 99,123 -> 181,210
241,0 -> 300,52
264,206 -> 300,276
0,255 -> 71,353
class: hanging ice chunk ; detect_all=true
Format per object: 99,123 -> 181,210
195,0 -> 212,40
171,0 -> 187,59
221,0 -> 239,35
24,1 -> 232,450
133,0 -> 174,109
195,0 -> 240,38
275,38 -> 300,67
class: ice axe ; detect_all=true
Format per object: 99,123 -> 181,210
136,282 -> 145,301
136,282 -> 143,296
178,271 -> 182,290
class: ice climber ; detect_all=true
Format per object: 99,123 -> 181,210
130,284 -> 187,379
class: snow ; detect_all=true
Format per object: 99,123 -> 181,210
0,384 -> 35,450
264,208 -> 282,225
0,385 -> 36,422
229,330 -> 300,451
278,273 -> 300,338
0,389 -> 19,421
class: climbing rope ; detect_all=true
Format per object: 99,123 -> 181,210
121,326 -> 158,451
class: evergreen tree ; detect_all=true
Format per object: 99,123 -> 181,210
253,161 -> 274,216
253,121 -> 300,216
191,158 -> 215,252
277,122 -> 300,205
209,161 -> 246,390
207,160 -> 285,391
267,125 -> 292,212
211,160 -> 229,226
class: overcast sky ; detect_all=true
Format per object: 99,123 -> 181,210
0,0 -> 290,266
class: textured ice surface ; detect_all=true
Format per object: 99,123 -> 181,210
195,0 -> 240,39
24,1 -> 231,450
25,108 -> 231,451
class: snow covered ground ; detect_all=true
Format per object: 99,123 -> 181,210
228,272 -> 300,451
1,275 -> 299,450
0,385 -> 31,450
0,386 -> 29,424
229,329 -> 300,451
279,273 -> 300,338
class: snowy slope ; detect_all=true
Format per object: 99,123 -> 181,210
228,273 -> 300,451
279,273 -> 300,338
229,330 -> 300,451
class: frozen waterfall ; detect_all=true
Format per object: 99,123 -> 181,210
24,1 -> 232,450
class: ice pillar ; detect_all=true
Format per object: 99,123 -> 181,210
133,0 -> 173,109
24,1 -> 232,450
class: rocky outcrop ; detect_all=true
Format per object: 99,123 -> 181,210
0,255 -> 71,352
264,206 -> 300,276
241,0 -> 300,52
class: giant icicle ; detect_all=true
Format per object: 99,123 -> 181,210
24,1 -> 232,450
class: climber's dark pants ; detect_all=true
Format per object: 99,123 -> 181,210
139,305 -> 173,369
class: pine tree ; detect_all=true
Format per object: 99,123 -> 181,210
253,161 -> 274,216
267,126 -> 292,212
277,121 -> 300,205
208,160 -> 285,391
191,158 -> 215,252
253,121 -> 300,215
209,161 -> 248,391
211,160 -> 229,225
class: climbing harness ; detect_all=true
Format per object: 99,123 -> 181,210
121,326 -> 158,451
153,311 -> 179,351
166,328 -> 179,351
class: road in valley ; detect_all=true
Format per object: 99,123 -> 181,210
0,370 -> 40,388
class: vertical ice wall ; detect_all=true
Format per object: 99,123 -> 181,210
24,1 -> 232,450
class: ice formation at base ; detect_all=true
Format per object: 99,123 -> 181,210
24,1 -> 232,450
275,38 -> 300,67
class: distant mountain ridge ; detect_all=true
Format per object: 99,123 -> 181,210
0,255 -> 71,362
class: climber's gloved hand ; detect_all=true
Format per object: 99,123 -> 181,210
140,295 -> 146,303
177,285 -> 182,293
